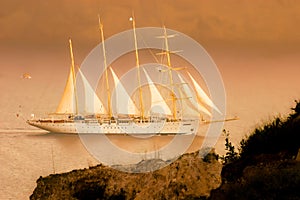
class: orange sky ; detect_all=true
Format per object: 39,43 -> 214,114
1,0 -> 300,143
2,0 -> 300,48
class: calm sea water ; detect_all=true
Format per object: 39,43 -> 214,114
0,130 -> 224,200
0,130 -> 98,199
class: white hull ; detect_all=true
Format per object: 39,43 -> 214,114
27,118 -> 199,135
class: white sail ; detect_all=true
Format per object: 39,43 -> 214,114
187,72 -> 221,114
56,68 -> 76,114
180,98 -> 199,117
177,73 -> 211,116
143,68 -> 172,116
78,69 -> 106,114
110,68 -> 137,115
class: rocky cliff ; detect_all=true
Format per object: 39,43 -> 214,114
30,151 -> 222,200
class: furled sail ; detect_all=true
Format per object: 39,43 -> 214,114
143,68 -> 172,116
177,73 -> 211,116
110,68 -> 137,115
78,69 -> 106,114
187,72 -> 221,114
56,68 -> 76,114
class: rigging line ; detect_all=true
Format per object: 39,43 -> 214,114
177,84 -> 184,119
139,33 -> 172,87
160,40 -> 165,67
139,34 -> 165,94
138,33 -> 161,64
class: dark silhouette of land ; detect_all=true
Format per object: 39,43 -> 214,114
209,100 -> 300,200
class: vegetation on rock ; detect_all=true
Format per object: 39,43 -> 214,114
209,100 -> 300,200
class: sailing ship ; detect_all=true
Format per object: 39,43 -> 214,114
27,16 -> 220,135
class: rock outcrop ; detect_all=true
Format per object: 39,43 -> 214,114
30,151 -> 222,200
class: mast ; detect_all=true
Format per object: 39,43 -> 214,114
130,13 -> 144,120
163,26 -> 177,120
68,39 -> 78,115
98,15 -> 112,118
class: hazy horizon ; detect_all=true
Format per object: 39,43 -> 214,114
1,0 -> 300,143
